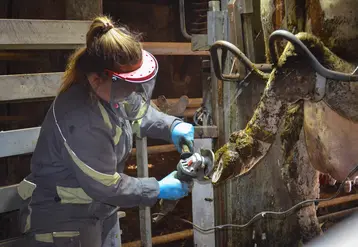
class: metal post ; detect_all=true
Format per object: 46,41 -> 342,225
192,139 -> 215,247
136,137 -> 152,247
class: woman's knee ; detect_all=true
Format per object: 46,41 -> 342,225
29,231 -> 82,247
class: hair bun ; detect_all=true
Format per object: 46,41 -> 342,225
102,22 -> 114,33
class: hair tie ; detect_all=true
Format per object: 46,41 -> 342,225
103,22 -> 114,33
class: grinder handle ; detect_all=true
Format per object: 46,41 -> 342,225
181,143 -> 191,154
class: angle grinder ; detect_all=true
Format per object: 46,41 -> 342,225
152,142 -> 215,223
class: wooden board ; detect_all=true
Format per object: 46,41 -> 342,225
0,127 -> 40,158
0,72 -> 62,101
0,72 -> 205,102
0,19 -> 209,55
0,19 -> 90,50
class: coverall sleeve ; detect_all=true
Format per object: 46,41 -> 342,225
132,102 -> 182,142
61,119 -> 159,208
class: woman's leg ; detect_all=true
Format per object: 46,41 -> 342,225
102,213 -> 121,247
28,232 -> 82,247
27,220 -> 103,247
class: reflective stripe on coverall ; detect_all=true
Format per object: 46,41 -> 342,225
17,83 -> 181,246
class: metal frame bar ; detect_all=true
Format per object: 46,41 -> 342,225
191,139 -> 215,246
136,137 -> 152,247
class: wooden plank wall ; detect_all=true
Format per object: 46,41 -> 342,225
0,0 -> 67,240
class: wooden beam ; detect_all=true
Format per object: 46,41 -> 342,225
0,72 -> 62,101
0,72 -> 205,103
0,19 -> 209,55
0,127 -> 40,158
0,19 -> 90,50
142,42 -> 209,56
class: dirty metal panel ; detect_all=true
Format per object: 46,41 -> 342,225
0,184 -> 22,213
191,34 -> 209,51
0,127 -> 40,158
192,138 -> 215,247
237,0 -> 253,14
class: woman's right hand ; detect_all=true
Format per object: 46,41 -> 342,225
158,171 -> 189,200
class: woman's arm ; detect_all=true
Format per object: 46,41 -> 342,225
61,118 -> 159,208
132,102 -> 182,143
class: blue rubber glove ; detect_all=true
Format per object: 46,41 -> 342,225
158,171 -> 189,200
171,122 -> 194,153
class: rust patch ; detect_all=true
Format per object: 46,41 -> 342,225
306,0 -> 324,36
272,0 -> 285,30
217,79 -> 223,107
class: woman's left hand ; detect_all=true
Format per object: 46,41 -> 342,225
171,122 -> 194,153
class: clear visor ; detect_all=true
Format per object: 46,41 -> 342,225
111,77 -> 156,121
106,50 -> 158,121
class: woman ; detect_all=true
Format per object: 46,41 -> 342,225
17,16 -> 193,246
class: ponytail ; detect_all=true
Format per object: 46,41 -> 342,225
58,47 -> 86,93
58,15 -> 143,94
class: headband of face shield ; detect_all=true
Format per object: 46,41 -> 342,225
105,50 -> 158,121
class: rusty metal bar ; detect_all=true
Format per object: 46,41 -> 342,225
0,52 -> 38,60
131,144 -> 177,156
122,229 -> 193,247
0,107 -> 196,122
318,207 -> 358,223
0,116 -> 28,121
129,126 -> 218,156
318,194 -> 358,209
142,42 -> 209,56
152,98 -> 202,108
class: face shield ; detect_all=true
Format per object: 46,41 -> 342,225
105,49 -> 158,121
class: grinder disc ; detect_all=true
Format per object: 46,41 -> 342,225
200,148 -> 215,178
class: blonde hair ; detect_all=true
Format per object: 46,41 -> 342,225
59,15 -> 143,93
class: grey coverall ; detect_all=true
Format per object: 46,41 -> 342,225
17,83 -> 181,246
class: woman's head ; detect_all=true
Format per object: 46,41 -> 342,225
60,15 -> 143,102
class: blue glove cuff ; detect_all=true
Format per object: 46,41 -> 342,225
171,122 -> 194,152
